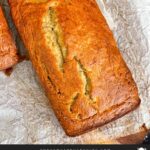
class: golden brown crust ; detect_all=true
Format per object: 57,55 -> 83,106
0,6 -> 18,70
9,0 -> 140,136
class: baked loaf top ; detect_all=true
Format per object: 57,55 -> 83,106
0,6 -> 18,70
9,0 -> 140,136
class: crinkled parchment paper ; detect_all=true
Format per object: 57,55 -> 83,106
0,0 -> 150,144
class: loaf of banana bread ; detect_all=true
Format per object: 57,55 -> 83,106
0,6 -> 18,70
9,0 -> 140,136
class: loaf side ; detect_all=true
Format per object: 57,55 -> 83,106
0,6 -> 18,70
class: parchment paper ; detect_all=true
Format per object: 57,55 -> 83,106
0,0 -> 150,144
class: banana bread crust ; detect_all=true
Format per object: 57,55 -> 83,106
0,6 -> 18,70
9,0 -> 140,136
